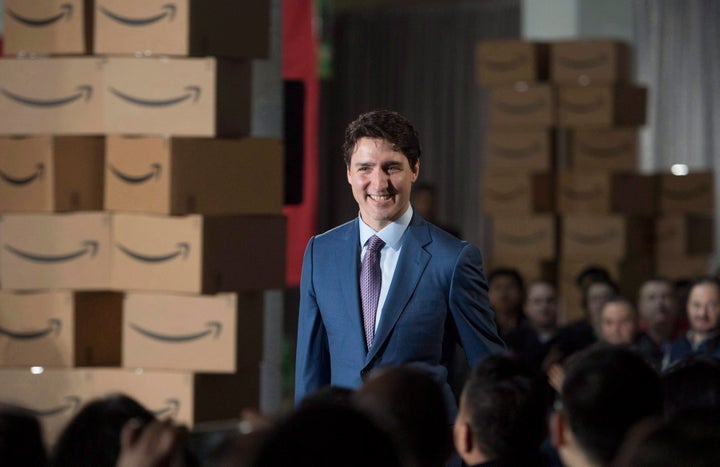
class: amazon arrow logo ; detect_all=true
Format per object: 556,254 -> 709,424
108,163 -> 162,184
4,241 -> 98,263
1,85 -> 92,108
557,53 -> 609,70
490,142 -> 541,159
482,54 -> 528,72
13,396 -> 82,418
562,185 -> 603,201
560,95 -> 605,114
568,229 -> 618,245
497,230 -> 547,245
487,185 -> 528,201
0,163 -> 44,186
152,398 -> 180,418
0,318 -> 62,340
494,98 -> 547,115
129,321 -> 222,343
115,242 -> 190,263
109,86 -> 201,107
99,4 -> 176,26
5,3 -> 73,27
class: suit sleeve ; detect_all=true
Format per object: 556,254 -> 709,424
294,237 -> 331,404
448,243 -> 506,365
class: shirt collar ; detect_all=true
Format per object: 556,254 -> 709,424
359,205 -> 413,250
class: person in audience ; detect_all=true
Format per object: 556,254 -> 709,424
550,346 -> 662,467
488,268 -> 525,337
634,277 -> 679,370
662,355 -> 720,419
0,403 -> 47,467
453,354 -> 550,467
354,367 -> 451,467
116,418 -> 189,467
665,276 -> 720,367
598,297 -> 639,347
505,280 -> 559,371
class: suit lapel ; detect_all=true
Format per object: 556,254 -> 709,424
336,220 -> 367,353
367,217 -> 432,363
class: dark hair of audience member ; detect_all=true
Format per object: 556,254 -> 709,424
560,346 -> 662,466
353,367 -> 451,467
0,403 -> 47,467
296,385 -> 355,410
488,268 -> 525,294
250,404 -> 402,467
51,393 -> 156,467
575,265 -> 612,288
662,355 -> 720,419
462,354 -> 549,465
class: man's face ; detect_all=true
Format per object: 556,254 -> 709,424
524,282 -> 557,329
600,302 -> 637,345
347,137 -> 418,232
586,282 -> 615,326
687,283 -> 720,335
638,281 -> 678,338
489,275 -> 523,330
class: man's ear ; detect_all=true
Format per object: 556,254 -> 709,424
411,161 -> 420,181
550,410 -> 567,449
453,420 -> 473,457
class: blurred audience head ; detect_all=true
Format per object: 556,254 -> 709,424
662,355 -> 720,419
488,268 -> 526,334
0,403 -> 47,467
582,277 -> 619,332
685,276 -> 720,338
637,277 -> 678,342
599,297 -> 638,346
524,280 -> 558,333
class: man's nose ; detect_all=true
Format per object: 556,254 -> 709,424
370,168 -> 389,188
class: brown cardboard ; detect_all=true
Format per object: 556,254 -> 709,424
0,213 -> 112,290
475,40 -> 549,85
0,57 -> 105,135
551,40 -> 630,85
655,255 -> 712,281
111,213 -> 286,293
484,130 -> 554,172
0,291 -> 122,367
655,214 -> 715,258
0,136 -> 104,213
483,172 -> 554,215
122,291 -> 263,372
94,0 -> 269,59
659,172 -> 715,214
556,171 -> 657,215
561,215 -> 654,259
488,83 -> 556,128
104,57 -> 252,137
104,136 -> 284,215
568,128 -> 638,171
491,215 -> 557,260
4,0 -> 89,55
557,85 -> 646,127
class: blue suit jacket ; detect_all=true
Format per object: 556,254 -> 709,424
294,213 -> 505,416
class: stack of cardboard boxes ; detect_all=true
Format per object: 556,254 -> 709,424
0,0 -> 281,445
477,38 -> 715,323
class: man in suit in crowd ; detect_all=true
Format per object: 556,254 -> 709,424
294,110 -> 505,418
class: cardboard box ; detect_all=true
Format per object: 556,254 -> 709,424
659,172 -> 714,214
0,291 -> 122,367
0,368 -> 91,447
484,130 -> 554,172
94,0 -> 270,59
561,215 -> 654,259
557,85 -> 646,127
0,57 -> 105,135
104,57 -> 252,137
475,40 -> 549,85
104,136 -> 283,215
551,40 -> 630,85
483,172 -> 554,215
488,83 -> 556,128
0,213 -> 112,290
487,257 -> 557,283
491,215 -> 557,260
655,214 -> 714,258
568,128 -> 638,171
655,255 -> 712,281
122,291 -> 264,372
0,136 -> 104,213
111,213 -> 286,294
87,367 -> 261,426
556,171 -> 656,215
3,0 -> 89,55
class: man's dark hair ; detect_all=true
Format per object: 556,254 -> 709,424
342,110 -> 421,168
575,265 -> 612,288
560,346 -> 662,466
462,354 -> 549,464
663,355 -> 720,419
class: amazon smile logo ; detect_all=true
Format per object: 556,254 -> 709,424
494,98 -> 547,115
5,241 -> 98,263
115,242 -> 190,263
490,142 -> 541,159
1,86 -> 92,108
497,230 -> 547,245
482,54 -> 528,72
487,185 -> 528,201
152,398 -> 180,418
6,3 -> 73,27
557,53 -> 609,70
560,95 -> 605,114
577,141 -> 633,158
0,318 -> 62,340
562,185 -> 603,201
109,86 -> 201,107
0,163 -> 44,186
7,396 -> 82,418
108,163 -> 162,184
568,229 -> 618,245
99,4 -> 176,26
129,321 -> 222,343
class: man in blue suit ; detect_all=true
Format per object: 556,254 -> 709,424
295,110 -> 505,418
